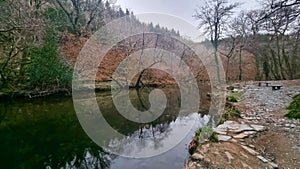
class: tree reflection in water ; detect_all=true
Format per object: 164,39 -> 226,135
0,85 -> 210,168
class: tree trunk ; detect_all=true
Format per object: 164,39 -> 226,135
238,46 -> 243,81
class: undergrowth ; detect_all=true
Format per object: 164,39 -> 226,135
285,94 -> 300,119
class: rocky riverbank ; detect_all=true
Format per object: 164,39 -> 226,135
184,80 -> 300,169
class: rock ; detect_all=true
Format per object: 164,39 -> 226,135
233,131 -> 256,139
188,137 -> 199,155
249,144 -> 255,148
225,151 -> 234,163
231,124 -> 254,133
218,121 -> 255,134
241,145 -> 259,155
191,153 -> 204,161
250,124 -> 266,131
214,127 -> 227,135
257,155 -> 268,163
268,161 -> 279,169
230,138 -> 238,143
240,151 -> 249,159
202,144 -> 210,153
217,135 -> 232,142
233,132 -> 249,139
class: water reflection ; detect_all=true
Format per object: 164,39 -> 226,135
0,86 -> 210,168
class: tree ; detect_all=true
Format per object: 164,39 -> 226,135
0,0 -> 45,89
27,29 -> 72,90
54,0 -> 105,36
229,11 -> 251,81
219,36 -> 236,81
256,0 -> 300,80
193,0 -> 239,82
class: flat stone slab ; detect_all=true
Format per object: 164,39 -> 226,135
217,121 -> 256,134
233,133 -> 248,139
231,124 -> 254,133
217,135 -> 232,142
233,131 -> 254,139
214,127 -> 227,135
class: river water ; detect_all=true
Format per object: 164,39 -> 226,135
0,87 -> 211,169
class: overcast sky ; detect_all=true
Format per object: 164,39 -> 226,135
115,0 -> 260,42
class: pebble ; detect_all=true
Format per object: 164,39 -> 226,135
191,153 -> 204,161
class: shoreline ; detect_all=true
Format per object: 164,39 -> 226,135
183,80 -> 300,169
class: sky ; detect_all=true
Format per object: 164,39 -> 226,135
114,0 -> 261,42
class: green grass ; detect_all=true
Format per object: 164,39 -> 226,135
227,92 -> 243,103
227,95 -> 238,102
219,108 -> 241,125
195,125 -> 218,142
285,94 -> 300,119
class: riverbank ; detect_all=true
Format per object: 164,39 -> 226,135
184,80 -> 300,169
0,80 -> 168,100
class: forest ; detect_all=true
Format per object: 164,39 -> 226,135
0,0 -> 299,95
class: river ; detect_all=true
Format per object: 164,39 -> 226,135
0,86 -> 211,169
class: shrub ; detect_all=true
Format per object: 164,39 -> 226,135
227,95 -> 238,102
285,94 -> 300,119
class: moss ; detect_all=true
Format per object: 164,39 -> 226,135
285,94 -> 300,119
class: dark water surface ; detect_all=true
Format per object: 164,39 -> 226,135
0,87 -> 210,169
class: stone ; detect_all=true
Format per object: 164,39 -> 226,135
257,155 -> 268,163
233,132 -> 249,139
225,151 -> 234,161
217,135 -> 232,142
231,124 -> 254,133
268,161 -> 279,169
214,127 -> 227,135
240,151 -> 249,158
230,138 -> 238,143
249,144 -> 255,148
250,124 -> 266,131
191,153 -> 204,161
241,145 -> 259,155
217,120 -> 238,130
233,131 -> 256,139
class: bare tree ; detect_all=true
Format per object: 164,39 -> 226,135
54,0 -> 105,36
229,11 -> 251,81
219,36 -> 236,81
257,0 -> 300,80
193,0 -> 239,82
